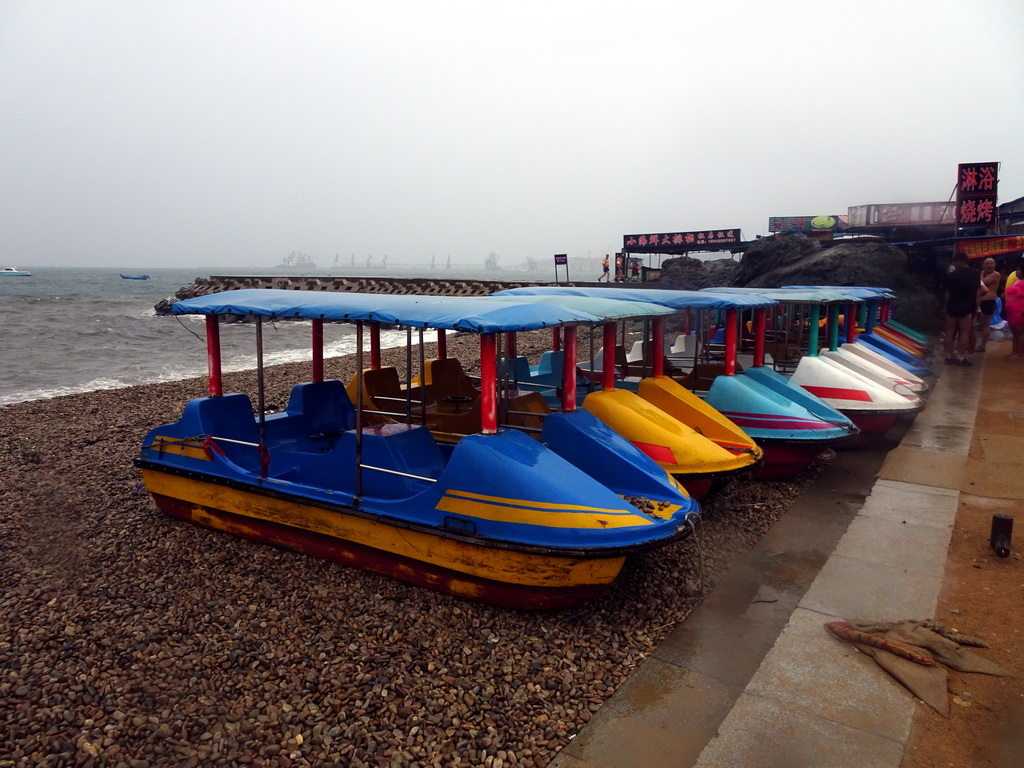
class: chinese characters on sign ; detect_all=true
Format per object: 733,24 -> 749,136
956,162 -> 998,228
623,230 -> 741,252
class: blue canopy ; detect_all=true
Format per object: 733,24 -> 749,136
172,289 -> 603,333
487,293 -> 676,320
782,285 -> 896,300
493,286 -> 776,310
702,286 -> 870,304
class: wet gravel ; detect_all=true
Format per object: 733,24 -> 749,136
0,331 -> 829,767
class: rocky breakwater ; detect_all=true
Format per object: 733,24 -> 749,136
154,275 -> 556,315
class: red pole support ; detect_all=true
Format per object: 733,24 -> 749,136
206,315 -> 223,396
753,307 -> 766,368
507,332 -> 517,360
724,309 -> 737,376
311,319 -> 324,382
881,300 -> 890,323
652,318 -> 665,377
437,329 -> 447,359
845,302 -> 856,343
561,325 -> 577,411
369,324 -> 381,370
602,322 -> 616,391
480,333 -> 498,434
552,327 -> 562,351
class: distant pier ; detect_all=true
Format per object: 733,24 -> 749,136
155,274 -> 600,315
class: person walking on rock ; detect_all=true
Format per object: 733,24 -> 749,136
943,253 -> 983,366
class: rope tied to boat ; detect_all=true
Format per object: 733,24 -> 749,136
202,435 -> 225,460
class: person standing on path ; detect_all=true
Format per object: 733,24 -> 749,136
1003,263 -> 1024,358
943,253 -> 984,366
599,254 -> 610,282
976,258 -> 1002,352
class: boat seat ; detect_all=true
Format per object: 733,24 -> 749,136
426,357 -> 480,401
504,391 -> 551,432
190,393 -> 261,470
499,355 -> 534,384
264,380 -> 357,451
532,350 -> 564,386
673,362 -> 742,393
346,367 -> 432,423
288,423 -> 446,497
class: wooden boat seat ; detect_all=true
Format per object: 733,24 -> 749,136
426,357 -> 480,402
504,391 -> 551,432
346,367 -> 434,424
673,362 -> 744,392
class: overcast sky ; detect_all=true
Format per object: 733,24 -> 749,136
2,1 -> 1022,270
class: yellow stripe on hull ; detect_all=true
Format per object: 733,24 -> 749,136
437,489 -> 654,529
151,435 -> 211,461
140,469 -> 625,589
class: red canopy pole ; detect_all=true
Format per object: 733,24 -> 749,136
311,319 -> 324,382
753,307 -> 766,368
602,321 -> 616,391
436,329 -> 447,359
561,325 -> 577,411
724,309 -> 737,376
551,327 -> 562,351
480,333 -> 498,434
369,324 -> 381,370
205,315 -> 223,396
845,302 -> 856,343
683,309 -> 692,335
652,317 -> 665,377
881,300 -> 891,323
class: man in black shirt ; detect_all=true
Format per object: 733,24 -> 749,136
944,253 -> 983,365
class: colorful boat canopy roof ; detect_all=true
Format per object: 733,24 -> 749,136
493,286 -> 776,309
172,289 -> 604,333
782,285 -> 896,300
488,293 -> 676,320
701,286 -> 872,304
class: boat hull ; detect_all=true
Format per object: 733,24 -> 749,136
142,468 -> 626,610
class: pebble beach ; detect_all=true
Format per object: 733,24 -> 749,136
1,331 -> 829,768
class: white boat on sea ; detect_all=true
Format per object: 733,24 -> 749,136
1,266 -> 31,276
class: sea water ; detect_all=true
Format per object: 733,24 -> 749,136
0,265 -> 508,406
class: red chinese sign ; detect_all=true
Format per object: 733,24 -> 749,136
956,162 -> 998,228
623,229 -> 741,252
958,236 -> 1024,259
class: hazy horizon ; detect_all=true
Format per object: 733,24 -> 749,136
2,1 -> 1022,270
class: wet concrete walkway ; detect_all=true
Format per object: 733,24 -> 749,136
552,346 -> 991,768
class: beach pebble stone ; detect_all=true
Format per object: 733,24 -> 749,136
0,330 -> 830,766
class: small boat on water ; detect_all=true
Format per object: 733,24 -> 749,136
119,273 -> 150,280
1,266 -> 31,276
136,289 -> 700,609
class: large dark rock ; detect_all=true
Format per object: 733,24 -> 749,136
657,256 -> 740,290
